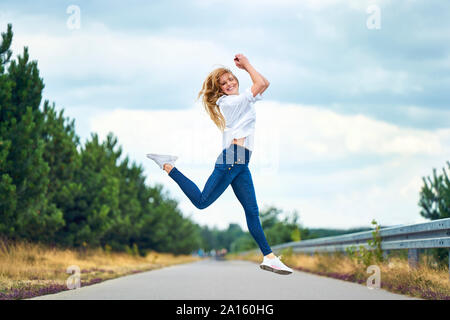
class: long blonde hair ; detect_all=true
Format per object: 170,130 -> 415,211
197,67 -> 239,132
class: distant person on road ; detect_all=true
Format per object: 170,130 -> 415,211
147,54 -> 293,275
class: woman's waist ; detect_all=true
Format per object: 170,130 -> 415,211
223,127 -> 255,143
215,143 -> 252,165
231,137 -> 245,146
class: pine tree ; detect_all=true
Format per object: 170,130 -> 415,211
419,162 -> 450,220
0,24 -> 64,240
102,155 -> 143,251
0,24 -> 16,236
61,132 -> 121,247
419,162 -> 450,265
42,101 -> 82,243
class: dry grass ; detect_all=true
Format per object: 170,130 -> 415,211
0,240 -> 201,299
227,250 -> 450,300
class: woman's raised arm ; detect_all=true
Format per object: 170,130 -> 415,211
234,54 -> 270,97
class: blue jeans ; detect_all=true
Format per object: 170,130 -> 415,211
168,144 -> 272,256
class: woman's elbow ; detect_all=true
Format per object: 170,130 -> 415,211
259,80 -> 270,90
252,81 -> 269,96
262,81 -> 270,92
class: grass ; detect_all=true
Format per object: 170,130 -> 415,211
0,240 -> 201,300
227,249 -> 450,300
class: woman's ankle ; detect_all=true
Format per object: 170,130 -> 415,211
163,163 -> 174,174
265,252 -> 276,259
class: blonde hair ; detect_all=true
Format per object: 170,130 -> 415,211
197,67 -> 239,132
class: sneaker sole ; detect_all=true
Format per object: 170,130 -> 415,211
146,154 -> 178,160
259,264 -> 292,275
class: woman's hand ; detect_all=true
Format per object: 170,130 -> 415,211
234,53 -> 250,70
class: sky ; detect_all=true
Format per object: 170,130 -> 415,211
2,0 -> 450,231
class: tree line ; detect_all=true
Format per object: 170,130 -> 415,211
0,24 -> 203,254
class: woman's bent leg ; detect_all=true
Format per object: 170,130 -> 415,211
168,166 -> 235,209
231,166 -> 272,256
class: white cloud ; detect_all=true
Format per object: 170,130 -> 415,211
256,101 -> 444,162
11,22 -> 231,83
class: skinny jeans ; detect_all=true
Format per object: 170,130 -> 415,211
168,143 -> 272,256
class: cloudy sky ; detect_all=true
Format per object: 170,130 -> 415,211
2,0 -> 449,231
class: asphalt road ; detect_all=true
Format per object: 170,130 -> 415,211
31,258 -> 418,300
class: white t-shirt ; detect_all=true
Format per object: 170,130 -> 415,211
216,87 -> 263,151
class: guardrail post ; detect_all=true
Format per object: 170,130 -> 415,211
408,249 -> 419,269
382,249 -> 390,261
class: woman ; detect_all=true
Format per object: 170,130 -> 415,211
147,53 -> 293,275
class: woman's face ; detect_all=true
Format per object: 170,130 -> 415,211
219,72 -> 239,95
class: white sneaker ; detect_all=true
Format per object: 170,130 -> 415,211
259,255 -> 293,275
146,153 -> 178,170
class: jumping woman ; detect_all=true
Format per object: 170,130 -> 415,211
147,53 -> 293,275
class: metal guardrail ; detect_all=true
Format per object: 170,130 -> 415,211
241,218 -> 450,273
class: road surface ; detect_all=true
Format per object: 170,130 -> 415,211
31,258 -> 417,300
